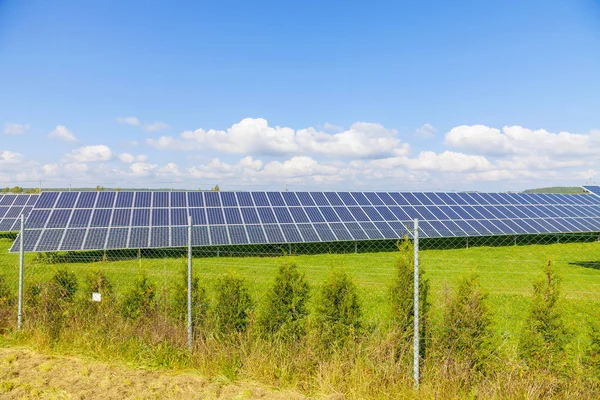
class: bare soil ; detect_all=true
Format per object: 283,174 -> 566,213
0,347 -> 311,399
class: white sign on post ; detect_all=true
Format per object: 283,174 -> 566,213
92,292 -> 102,302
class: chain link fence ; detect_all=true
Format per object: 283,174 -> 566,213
2,220 -> 600,397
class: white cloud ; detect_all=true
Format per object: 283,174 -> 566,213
48,125 -> 78,142
445,125 -> 594,156
147,118 -> 410,159
414,123 -> 436,138
323,122 -> 343,132
63,145 -> 114,162
116,116 -> 141,126
117,116 -> 169,132
0,150 -> 24,164
118,152 -> 148,164
4,123 -> 30,135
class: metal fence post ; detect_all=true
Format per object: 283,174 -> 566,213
187,215 -> 193,352
17,214 -> 24,331
413,218 -> 420,389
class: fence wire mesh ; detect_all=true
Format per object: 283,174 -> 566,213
2,222 -> 600,396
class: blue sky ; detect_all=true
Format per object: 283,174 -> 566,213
1,0 -> 600,191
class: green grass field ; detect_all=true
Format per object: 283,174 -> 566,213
2,235 -> 600,342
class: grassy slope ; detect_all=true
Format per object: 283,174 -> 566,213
2,237 -> 600,341
523,186 -> 586,194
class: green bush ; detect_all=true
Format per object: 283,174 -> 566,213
440,275 -> 494,375
258,262 -> 310,339
52,269 -> 78,302
389,238 -> 429,357
214,273 -> 253,334
84,270 -> 113,299
0,275 -> 14,331
518,262 -> 569,371
173,267 -> 208,329
121,274 -> 156,320
314,270 -> 362,347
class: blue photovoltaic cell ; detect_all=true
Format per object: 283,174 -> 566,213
6,206 -> 24,218
310,192 -> 329,206
170,208 -> 188,226
152,192 -> 169,207
289,207 -> 310,223
363,207 -> 384,221
364,192 -> 384,205
251,192 -> 269,206
171,192 -> 187,207
206,208 -> 225,224
228,225 -> 248,244
236,192 -> 254,206
333,206 -> 355,222
56,192 -> 78,208
189,208 -> 207,225
344,222 -> 368,240
314,223 -> 336,241
69,209 -> 92,228
257,207 -> 277,223
150,227 -> 170,247
324,192 -> 344,206
388,206 -> 412,221
263,224 -> 285,242
297,224 -> 320,242
280,224 -> 302,242
414,193 -> 434,206
133,192 -> 151,207
330,223 -> 353,241
375,206 -> 396,221
0,195 -> 16,206
376,192 -> 396,206
115,192 -> 134,208
273,207 -> 294,223
351,192 -> 371,206
26,195 -> 38,206
401,193 -> 420,205
84,228 -> 108,250
61,229 -> 86,250
389,192 -> 410,205
96,192 -> 115,208
0,220 -> 13,231
27,210 -> 51,228
12,195 -> 28,206
112,209 -> 132,227
304,207 -> 325,223
47,209 -> 71,228
36,229 -> 65,251
374,221 -> 398,239
91,209 -> 112,227
267,192 -> 286,206
191,226 -> 210,246
205,192 -> 221,207
338,192 -> 358,206
282,191 -> 301,206
75,192 -> 97,208
131,209 -> 150,226
246,225 -> 267,243
221,192 -> 238,207
171,226 -> 187,247
389,221 -> 410,237
129,227 -> 149,248
36,192 -> 59,208
296,192 -> 315,206
106,227 -> 129,249
348,207 -> 369,222
188,192 -> 204,207
319,207 -> 340,222
360,222 -> 383,239
224,208 -> 243,224
0,208 -> 7,218
152,208 -> 169,226
210,226 -> 229,245
240,207 -> 260,224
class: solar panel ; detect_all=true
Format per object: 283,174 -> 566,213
9,190 -> 600,253
0,193 -> 38,232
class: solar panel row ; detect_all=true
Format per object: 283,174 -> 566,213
583,186 -> 600,198
9,190 -> 600,253
0,194 -> 38,232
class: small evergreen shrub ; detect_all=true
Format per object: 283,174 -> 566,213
258,262 -> 310,339
314,270 -> 362,347
518,262 -> 569,371
121,274 -> 156,320
214,273 -> 253,334
440,275 -> 494,375
173,267 -> 208,329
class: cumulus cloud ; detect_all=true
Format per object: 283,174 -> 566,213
445,125 -> 595,156
117,116 -> 169,132
63,145 -> 114,162
0,150 -> 24,164
48,125 -> 78,142
4,123 -> 30,135
118,152 -> 148,164
147,118 -> 409,159
414,123 -> 436,138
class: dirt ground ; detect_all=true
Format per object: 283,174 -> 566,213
0,347 -> 312,399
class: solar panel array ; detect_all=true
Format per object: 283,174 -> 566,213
583,186 -> 600,197
9,190 -> 600,253
0,194 -> 38,232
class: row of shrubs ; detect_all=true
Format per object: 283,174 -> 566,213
1,240 -> 600,396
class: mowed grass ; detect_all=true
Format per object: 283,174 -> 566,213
2,236 -> 600,342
